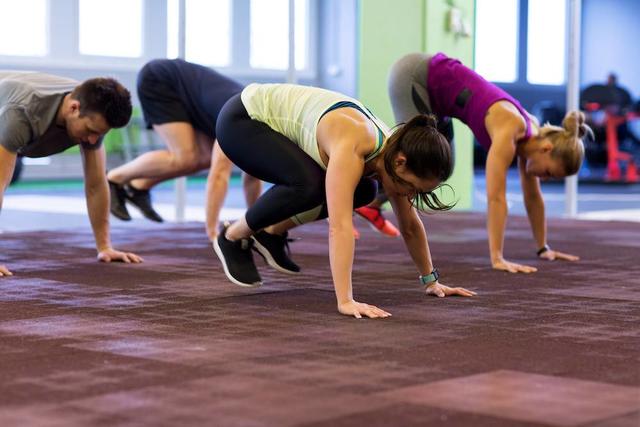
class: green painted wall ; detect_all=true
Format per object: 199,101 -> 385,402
358,0 -> 475,210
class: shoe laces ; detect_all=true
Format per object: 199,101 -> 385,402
280,232 -> 297,256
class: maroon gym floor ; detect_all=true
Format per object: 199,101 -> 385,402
0,213 -> 639,426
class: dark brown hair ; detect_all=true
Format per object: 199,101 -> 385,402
70,77 -> 132,128
382,114 -> 454,211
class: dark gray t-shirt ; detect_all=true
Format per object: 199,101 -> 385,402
0,71 -> 100,158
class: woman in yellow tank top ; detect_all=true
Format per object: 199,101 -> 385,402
212,84 -> 476,319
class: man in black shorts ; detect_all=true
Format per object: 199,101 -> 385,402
107,59 -> 261,239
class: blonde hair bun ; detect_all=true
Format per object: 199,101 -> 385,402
562,110 -> 588,139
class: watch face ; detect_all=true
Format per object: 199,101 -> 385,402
420,269 -> 439,285
420,273 -> 435,284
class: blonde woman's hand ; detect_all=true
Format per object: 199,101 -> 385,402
425,282 -> 477,298
539,249 -> 579,262
338,300 -> 392,319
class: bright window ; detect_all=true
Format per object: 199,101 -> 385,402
167,0 -> 179,58
250,0 -> 308,70
79,0 -> 143,57
475,0 -> 519,83
167,0 -> 231,66
527,0 -> 567,85
0,0 -> 48,56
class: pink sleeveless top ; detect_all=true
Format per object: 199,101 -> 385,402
427,52 -> 532,150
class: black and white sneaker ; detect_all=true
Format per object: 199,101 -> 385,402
108,180 -> 131,221
251,230 -> 300,274
213,224 -> 262,287
125,185 -> 164,223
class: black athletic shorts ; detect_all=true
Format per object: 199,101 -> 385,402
136,59 -> 243,137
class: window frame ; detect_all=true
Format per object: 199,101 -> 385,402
474,0 -> 520,84
0,0 -> 318,80
475,0 -> 569,90
525,0 -> 567,85
0,0 -> 50,58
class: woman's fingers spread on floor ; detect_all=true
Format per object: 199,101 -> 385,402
363,304 -> 391,318
427,284 -> 476,298
373,306 -> 392,317
362,305 -> 380,318
339,301 -> 390,319
508,263 -> 537,274
452,287 -> 477,297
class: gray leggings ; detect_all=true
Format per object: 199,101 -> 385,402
388,52 -> 454,146
388,52 -> 433,124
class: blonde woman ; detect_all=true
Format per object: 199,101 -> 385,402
388,52 -> 592,273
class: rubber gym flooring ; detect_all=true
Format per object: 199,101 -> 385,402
0,213 -> 638,426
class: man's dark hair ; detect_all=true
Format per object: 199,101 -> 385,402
71,78 -> 132,128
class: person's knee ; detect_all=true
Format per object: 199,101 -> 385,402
210,165 -> 232,185
296,182 -> 325,206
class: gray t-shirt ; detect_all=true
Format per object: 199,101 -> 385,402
0,71 -> 100,158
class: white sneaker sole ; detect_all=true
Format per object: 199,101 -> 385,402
212,240 -> 262,288
251,237 -> 299,275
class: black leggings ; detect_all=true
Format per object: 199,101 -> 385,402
216,94 -> 377,231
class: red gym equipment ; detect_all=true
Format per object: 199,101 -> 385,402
585,102 -> 639,183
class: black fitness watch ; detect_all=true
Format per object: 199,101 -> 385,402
537,244 -> 550,256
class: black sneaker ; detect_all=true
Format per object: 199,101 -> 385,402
251,231 -> 300,274
109,180 -> 131,221
125,185 -> 164,222
213,225 -> 262,288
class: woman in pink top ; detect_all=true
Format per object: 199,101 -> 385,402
388,52 -> 592,274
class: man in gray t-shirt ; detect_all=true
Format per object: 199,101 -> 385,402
0,71 -> 143,276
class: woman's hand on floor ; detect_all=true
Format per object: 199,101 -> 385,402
539,249 -> 579,262
492,257 -> 537,273
0,264 -> 13,277
425,282 -> 477,298
338,300 -> 392,319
